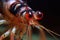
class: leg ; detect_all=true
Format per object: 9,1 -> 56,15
26,25 -> 32,40
39,28 -> 46,40
10,27 -> 16,40
0,20 -> 7,25
34,26 -> 46,40
19,27 -> 26,40
19,23 -> 27,40
0,29 -> 11,40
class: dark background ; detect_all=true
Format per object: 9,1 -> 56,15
26,0 -> 60,34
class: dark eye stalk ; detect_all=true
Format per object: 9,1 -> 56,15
34,11 -> 43,20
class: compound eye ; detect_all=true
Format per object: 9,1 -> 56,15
28,12 -> 33,18
35,11 -> 43,20
25,12 -> 33,20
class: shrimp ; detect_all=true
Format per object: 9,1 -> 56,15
0,0 -> 60,40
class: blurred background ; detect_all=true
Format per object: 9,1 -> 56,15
0,0 -> 60,40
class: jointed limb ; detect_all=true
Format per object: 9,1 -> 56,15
0,29 -> 11,40
10,27 -> 16,40
33,25 -> 46,40
0,20 -> 7,25
27,25 -> 32,40
0,27 -> 16,40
